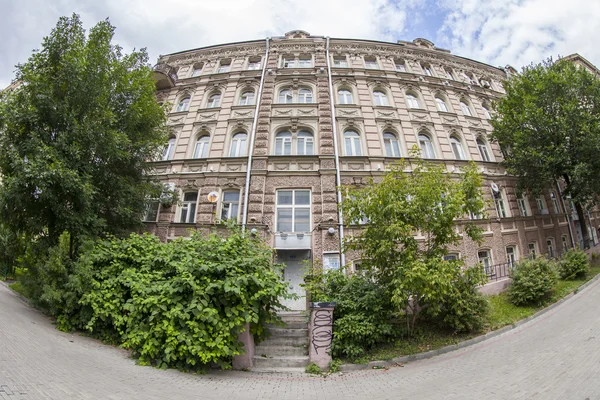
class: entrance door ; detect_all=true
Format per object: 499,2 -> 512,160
277,250 -> 309,311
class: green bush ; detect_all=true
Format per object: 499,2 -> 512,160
304,269 -> 396,360
427,265 -> 489,333
508,257 -> 558,306
558,249 -> 589,280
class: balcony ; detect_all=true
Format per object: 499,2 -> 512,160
274,232 -> 312,250
152,64 -> 177,90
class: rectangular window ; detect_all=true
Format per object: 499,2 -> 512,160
506,246 -> 517,265
395,62 -> 407,72
276,189 -> 311,232
247,59 -> 261,70
546,238 -> 555,258
323,253 -> 341,271
550,190 -> 561,214
517,194 -> 529,217
478,250 -> 492,274
536,196 -> 548,214
217,60 -> 231,73
191,64 -> 203,77
333,57 -> 348,67
179,192 -> 198,223
144,201 -> 160,222
283,57 -> 296,68
528,242 -> 537,258
562,235 -> 569,252
220,191 -> 240,221
364,58 -> 379,69
494,189 -> 510,218
298,56 -> 312,68
444,253 -> 459,261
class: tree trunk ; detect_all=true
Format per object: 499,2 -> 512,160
574,202 -> 591,249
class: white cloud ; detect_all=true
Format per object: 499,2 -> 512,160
437,0 -> 600,70
0,0 -> 416,89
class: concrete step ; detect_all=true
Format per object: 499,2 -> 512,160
255,344 -> 307,357
259,336 -> 309,347
250,367 -> 306,374
252,355 -> 310,369
266,321 -> 308,330
267,328 -> 308,338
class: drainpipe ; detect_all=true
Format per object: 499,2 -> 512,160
325,37 -> 346,267
242,38 -> 270,230
556,179 -> 576,250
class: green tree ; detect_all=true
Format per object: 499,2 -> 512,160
491,58 -> 600,248
342,156 -> 487,334
0,14 -> 167,256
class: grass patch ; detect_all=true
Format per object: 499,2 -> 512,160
9,281 -> 27,297
344,263 -> 600,364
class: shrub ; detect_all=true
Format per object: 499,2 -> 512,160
558,249 -> 589,280
304,269 -> 396,360
427,265 -> 489,333
508,257 -> 558,306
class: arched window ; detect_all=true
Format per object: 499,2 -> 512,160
373,90 -> 388,106
406,94 -> 420,109
176,97 -> 190,112
297,131 -> 314,155
482,105 -> 492,119
279,88 -> 293,104
460,100 -> 472,116
162,137 -> 176,161
435,97 -> 449,112
239,91 -> 255,106
344,130 -> 362,156
418,134 -> 435,159
338,89 -> 353,104
207,92 -> 221,108
193,135 -> 210,158
298,88 -> 313,104
477,138 -> 491,161
275,131 -> 292,155
383,132 -> 401,157
229,133 -> 247,157
449,136 -> 466,160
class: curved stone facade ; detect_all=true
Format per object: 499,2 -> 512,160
148,30 -> 598,300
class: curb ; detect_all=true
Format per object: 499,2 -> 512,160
338,272 -> 600,372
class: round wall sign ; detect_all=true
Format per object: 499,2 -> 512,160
207,192 -> 218,203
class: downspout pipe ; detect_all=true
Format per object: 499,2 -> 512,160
242,37 -> 270,230
325,37 -> 346,267
556,179 -> 576,250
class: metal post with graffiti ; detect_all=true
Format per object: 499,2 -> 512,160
308,302 -> 336,369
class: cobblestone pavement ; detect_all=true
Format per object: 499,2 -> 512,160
1,280 -> 600,400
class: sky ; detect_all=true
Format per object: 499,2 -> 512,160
1,0 -> 600,89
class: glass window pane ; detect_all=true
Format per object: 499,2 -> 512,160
295,190 -> 310,205
277,208 -> 293,231
221,203 -> 230,220
294,208 -> 310,231
277,190 -> 293,205
184,192 -> 198,202
306,140 -> 313,155
223,191 -> 239,202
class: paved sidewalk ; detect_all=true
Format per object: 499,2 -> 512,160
1,280 -> 600,400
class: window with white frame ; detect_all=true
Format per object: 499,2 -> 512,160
193,135 -> 210,158
207,92 -> 221,108
536,196 -> 548,214
383,132 -> 401,157
278,88 -> 293,104
506,246 -> 517,265
364,56 -> 379,69
562,235 -> 569,252
344,130 -> 362,156
333,56 -> 348,67
445,69 -> 455,80
418,134 -> 435,159
373,90 -> 389,106
478,249 -> 493,272
275,131 -> 292,155
247,58 -> 261,70
482,105 -> 492,119
282,56 -> 296,68
547,238 -> 555,258
283,55 -> 312,68
528,242 -> 538,258
477,139 -> 491,162
550,190 -> 561,213
162,137 -> 176,161
220,191 -> 240,221
517,193 -> 530,217
395,61 -> 407,72
444,253 -> 460,261
464,72 -> 477,85
144,201 -> 160,222
176,97 -> 190,112
323,253 -> 341,271
297,88 -> 313,103
298,56 -> 312,68
179,192 -> 198,223
297,131 -> 314,155
435,97 -> 449,112
338,89 -> 353,104
217,59 -> 231,73
422,64 -> 433,76
406,94 -> 420,109
276,189 -> 311,232
450,136 -> 466,160
239,90 -> 255,106
190,63 -> 203,77
493,188 -> 509,218
229,133 -> 247,157
460,100 -> 472,116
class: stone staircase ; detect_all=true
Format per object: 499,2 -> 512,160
252,311 -> 309,372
